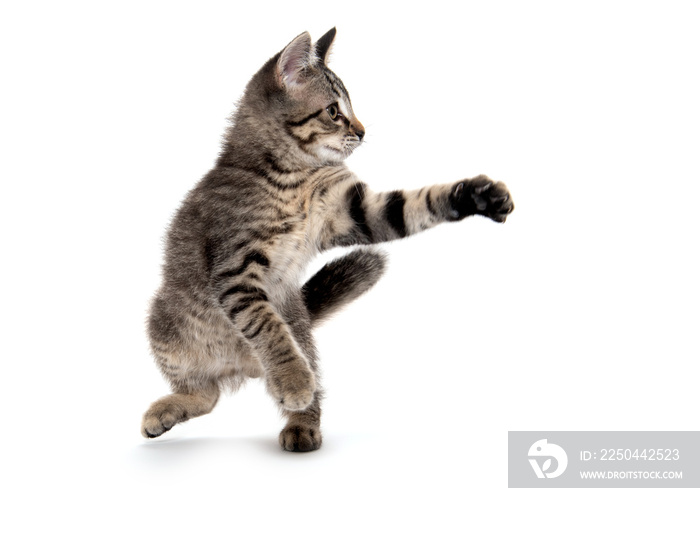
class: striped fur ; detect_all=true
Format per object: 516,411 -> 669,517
142,28 -> 514,450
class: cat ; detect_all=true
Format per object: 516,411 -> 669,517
142,28 -> 514,451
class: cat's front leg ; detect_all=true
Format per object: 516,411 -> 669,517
263,346 -> 316,411
216,264 -> 316,410
319,174 -> 514,249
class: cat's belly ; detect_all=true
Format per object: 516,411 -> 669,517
151,225 -> 313,382
150,293 -> 264,381
186,308 -> 264,378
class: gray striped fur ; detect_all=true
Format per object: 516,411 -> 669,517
142,28 -> 514,451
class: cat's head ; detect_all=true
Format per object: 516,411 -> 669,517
237,28 -> 365,167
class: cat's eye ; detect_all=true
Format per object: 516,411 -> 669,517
327,103 -> 341,121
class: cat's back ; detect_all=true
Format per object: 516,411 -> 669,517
148,166 -> 267,352
162,165 -> 263,275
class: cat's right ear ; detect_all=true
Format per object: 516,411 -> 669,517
277,32 -> 315,91
314,27 -> 336,66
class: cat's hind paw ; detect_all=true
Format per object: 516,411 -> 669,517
141,407 -> 181,439
279,423 -> 322,452
140,388 -> 219,439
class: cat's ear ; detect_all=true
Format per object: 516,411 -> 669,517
277,32 -> 316,90
314,27 -> 336,66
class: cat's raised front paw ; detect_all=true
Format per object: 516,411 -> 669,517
450,175 -> 514,223
279,423 -> 322,452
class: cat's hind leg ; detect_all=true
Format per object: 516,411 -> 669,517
275,297 -> 323,452
279,391 -> 323,452
141,380 -> 220,438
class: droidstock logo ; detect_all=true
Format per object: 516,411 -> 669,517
528,439 -> 568,479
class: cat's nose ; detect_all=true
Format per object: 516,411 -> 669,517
351,119 -> 365,141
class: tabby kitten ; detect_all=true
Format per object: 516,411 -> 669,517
142,28 -> 514,451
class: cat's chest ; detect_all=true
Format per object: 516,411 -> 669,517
265,212 -> 314,291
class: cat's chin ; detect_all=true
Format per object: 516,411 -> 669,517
317,145 -> 351,164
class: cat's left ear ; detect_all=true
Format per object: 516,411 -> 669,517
277,32 -> 315,90
314,27 -> 336,66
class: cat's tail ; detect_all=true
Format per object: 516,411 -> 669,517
302,248 -> 387,326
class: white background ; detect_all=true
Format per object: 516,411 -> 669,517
2,1 -> 698,544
